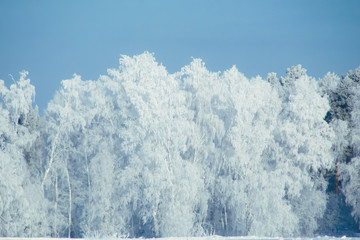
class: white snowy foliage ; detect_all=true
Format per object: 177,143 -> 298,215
1,53 -> 342,238
268,71 -> 334,235
0,73 -> 49,237
330,119 -> 350,162
351,85 -> 360,156
219,69 -> 288,236
339,157 -> 360,227
318,72 -> 340,97
339,84 -> 360,230
109,53 -> 207,237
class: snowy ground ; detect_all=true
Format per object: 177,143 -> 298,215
1,236 -> 360,240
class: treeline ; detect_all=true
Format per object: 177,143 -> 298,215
0,52 -> 359,238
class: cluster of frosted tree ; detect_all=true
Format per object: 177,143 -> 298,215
319,67 -> 360,230
0,72 -> 49,236
0,52 -> 359,238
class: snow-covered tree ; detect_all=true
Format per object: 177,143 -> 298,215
42,53 -> 208,238
339,78 -> 360,230
327,68 -> 359,123
178,59 -> 239,235
107,53 -> 207,237
0,72 -> 50,237
220,68 -> 289,236
339,157 -> 360,230
2,53 -> 354,237
318,72 -> 340,97
42,74 -> 94,237
178,62 -> 334,236
267,66 -> 335,236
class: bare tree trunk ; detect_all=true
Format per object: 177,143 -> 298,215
65,164 -> 72,238
335,164 -> 339,195
153,204 -> 159,237
245,201 -> 253,235
224,205 -> 228,231
42,129 -> 60,188
54,172 -> 58,237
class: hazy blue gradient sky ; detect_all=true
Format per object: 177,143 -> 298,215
1,0 -> 359,112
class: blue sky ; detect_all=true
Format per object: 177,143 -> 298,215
1,0 -> 359,112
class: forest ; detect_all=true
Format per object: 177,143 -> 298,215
0,52 -> 359,238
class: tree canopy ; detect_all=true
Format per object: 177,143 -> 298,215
0,53 -> 359,238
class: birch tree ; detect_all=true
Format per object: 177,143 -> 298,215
0,72 -> 50,237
